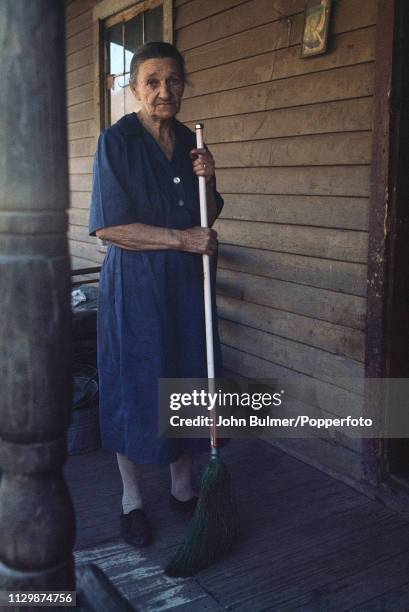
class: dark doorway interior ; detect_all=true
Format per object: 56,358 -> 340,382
383,0 -> 409,476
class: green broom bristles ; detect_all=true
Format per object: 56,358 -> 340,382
165,453 -> 240,577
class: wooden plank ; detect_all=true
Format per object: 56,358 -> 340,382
217,268 -> 366,329
220,194 -> 369,231
177,0 -> 306,51
179,62 -> 374,122
175,0 -> 249,30
67,119 -> 96,139
66,64 -> 94,90
65,0 -> 95,23
67,100 -> 94,123
184,28 -> 375,98
216,515 -> 409,609
222,345 -> 364,425
69,138 -> 96,158
282,550 -> 409,611
211,132 -> 372,168
218,243 -> 367,298
70,191 -> 92,209
216,219 -> 369,263
216,166 -> 371,198
69,156 -> 94,175
183,0 -> 377,73
71,255 -> 98,270
349,579 -> 409,612
68,239 -> 102,264
186,98 -> 373,144
66,45 -> 93,74
66,8 -> 92,39
67,82 -> 93,107
270,437 -> 365,488
219,319 -> 364,390
66,26 -> 93,55
69,208 -> 89,226
69,224 -> 96,244
218,294 -> 365,361
261,393 -> 363,454
69,174 -> 92,191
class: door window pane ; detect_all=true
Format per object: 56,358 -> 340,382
124,14 -> 143,73
144,5 -> 163,42
108,22 -> 124,75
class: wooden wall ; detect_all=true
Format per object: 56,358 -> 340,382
65,0 -> 100,270
65,0 -> 378,483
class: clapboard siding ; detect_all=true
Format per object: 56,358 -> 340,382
182,0 -> 377,73
65,0 -> 378,483
180,63 -> 374,121
218,245 -> 367,297
220,195 -> 369,231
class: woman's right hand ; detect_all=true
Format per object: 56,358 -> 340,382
179,227 -> 218,256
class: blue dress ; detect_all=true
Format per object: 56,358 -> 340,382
89,112 -> 224,464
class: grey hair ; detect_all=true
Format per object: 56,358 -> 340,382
129,41 -> 186,86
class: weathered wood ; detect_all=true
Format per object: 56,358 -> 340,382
67,100 -> 94,123
179,63 -> 374,121
185,98 -> 373,144
69,137 -> 96,158
218,243 -> 367,297
66,8 -> 92,39
67,82 -> 94,108
220,193 -> 369,231
219,318 -> 364,391
69,156 -> 94,175
70,173 -> 93,191
76,563 -> 134,611
175,0 -> 248,30
67,44 -> 93,72
70,191 -> 93,209
67,64 -> 94,91
218,294 -> 365,361
216,166 -> 371,198
0,0 -> 75,590
216,218 -> 369,262
222,344 -> 364,422
217,268 -> 367,329
177,0 -> 306,51
68,239 -> 103,264
211,132 -> 372,167
183,0 -> 377,73
68,119 -> 97,139
184,28 -> 375,97
66,26 -> 93,55
65,0 -> 95,23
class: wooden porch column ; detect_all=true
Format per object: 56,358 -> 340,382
0,0 -> 75,590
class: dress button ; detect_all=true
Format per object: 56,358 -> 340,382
178,200 -> 184,207
173,176 -> 181,184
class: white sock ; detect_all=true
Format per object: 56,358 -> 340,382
116,452 -> 143,514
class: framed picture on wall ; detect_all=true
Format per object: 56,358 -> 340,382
301,0 -> 332,58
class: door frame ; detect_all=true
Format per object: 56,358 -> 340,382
364,0 -> 409,484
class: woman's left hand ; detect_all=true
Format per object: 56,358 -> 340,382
190,147 -> 216,183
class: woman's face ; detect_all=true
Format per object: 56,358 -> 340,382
130,57 -> 185,121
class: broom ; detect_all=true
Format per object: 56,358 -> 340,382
164,123 -> 240,578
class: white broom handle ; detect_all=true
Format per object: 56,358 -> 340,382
195,123 -> 217,448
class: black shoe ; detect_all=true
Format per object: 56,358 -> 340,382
120,508 -> 152,547
169,494 -> 198,514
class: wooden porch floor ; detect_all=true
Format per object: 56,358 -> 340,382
64,439 -> 409,611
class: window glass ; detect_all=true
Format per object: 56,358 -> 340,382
144,6 -> 163,42
104,4 -> 164,126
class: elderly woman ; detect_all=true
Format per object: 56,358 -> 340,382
88,42 -> 224,548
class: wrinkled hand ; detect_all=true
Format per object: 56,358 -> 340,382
180,227 -> 218,256
190,147 -> 216,183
